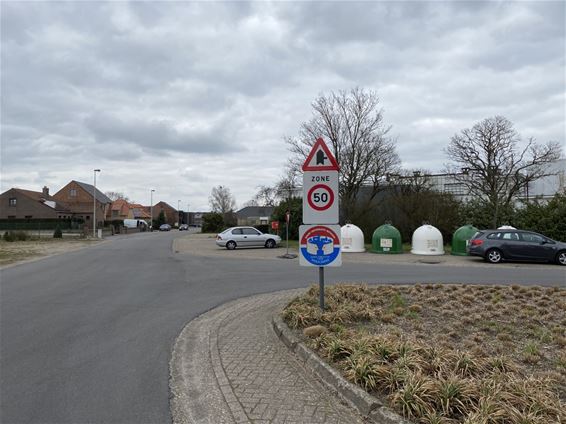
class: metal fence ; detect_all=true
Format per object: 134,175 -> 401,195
0,219 -> 83,231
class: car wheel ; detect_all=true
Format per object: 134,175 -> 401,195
486,248 -> 503,264
226,241 -> 237,250
556,250 -> 566,266
265,239 -> 276,249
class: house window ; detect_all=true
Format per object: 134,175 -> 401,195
9,197 -> 16,207
70,189 -> 77,197
8,215 -> 15,219
112,210 -> 119,217
25,215 -> 32,219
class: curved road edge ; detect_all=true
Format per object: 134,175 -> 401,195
169,290 -> 366,424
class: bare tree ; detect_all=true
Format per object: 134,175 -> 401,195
287,87 -> 400,220
242,199 -> 259,208
274,168 -> 301,202
445,116 -> 561,227
105,191 -> 130,202
387,169 -> 435,194
253,185 -> 278,206
387,169 -> 462,239
209,185 -> 236,213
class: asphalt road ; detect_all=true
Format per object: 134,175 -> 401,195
1,231 -> 564,424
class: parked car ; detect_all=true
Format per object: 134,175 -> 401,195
468,229 -> 566,265
216,227 -> 281,250
159,224 -> 171,231
179,224 -> 189,231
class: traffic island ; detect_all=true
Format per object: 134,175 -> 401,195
278,283 -> 565,423
272,314 -> 410,424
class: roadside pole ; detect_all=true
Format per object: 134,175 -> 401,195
319,267 -> 325,310
285,210 -> 290,256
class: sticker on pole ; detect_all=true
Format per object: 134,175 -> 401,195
299,225 -> 342,267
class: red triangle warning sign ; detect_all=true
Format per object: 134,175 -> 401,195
302,138 -> 340,171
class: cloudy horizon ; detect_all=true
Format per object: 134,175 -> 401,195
1,1 -> 564,211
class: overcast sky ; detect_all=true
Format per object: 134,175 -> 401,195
1,1 -> 564,211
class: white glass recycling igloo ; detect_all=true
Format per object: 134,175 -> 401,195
341,224 -> 365,253
411,224 -> 445,255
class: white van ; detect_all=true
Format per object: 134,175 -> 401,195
123,219 -> 148,229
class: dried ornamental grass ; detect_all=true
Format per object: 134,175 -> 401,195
283,283 -> 566,423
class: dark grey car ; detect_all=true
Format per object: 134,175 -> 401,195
468,229 -> 566,265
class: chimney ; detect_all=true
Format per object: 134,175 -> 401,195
42,186 -> 49,197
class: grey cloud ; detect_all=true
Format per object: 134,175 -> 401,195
1,1 -> 563,210
84,112 -> 242,155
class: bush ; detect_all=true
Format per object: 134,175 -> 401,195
156,211 -> 166,227
201,212 -> 225,233
515,192 -> 566,241
459,198 -> 516,230
53,226 -> 63,238
2,231 -> 28,242
255,225 -> 269,234
272,197 -> 302,240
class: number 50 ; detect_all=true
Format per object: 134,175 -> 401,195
313,192 -> 328,203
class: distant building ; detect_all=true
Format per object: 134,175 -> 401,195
236,206 -> 274,226
152,201 -> 179,226
129,203 -> 151,220
52,180 -> 112,229
383,160 -> 566,204
522,159 -> 566,201
0,186 -> 71,220
188,212 -> 204,227
107,198 -> 130,220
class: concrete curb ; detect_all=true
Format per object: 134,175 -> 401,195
272,314 -> 410,424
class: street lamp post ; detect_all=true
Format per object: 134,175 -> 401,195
150,189 -> 155,231
93,169 -> 101,238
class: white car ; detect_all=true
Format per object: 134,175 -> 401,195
216,227 -> 281,250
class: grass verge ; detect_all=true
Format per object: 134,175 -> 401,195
283,283 -> 565,423
0,238 -> 98,267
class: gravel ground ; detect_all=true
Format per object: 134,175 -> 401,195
0,238 -> 104,268
173,233 -> 554,269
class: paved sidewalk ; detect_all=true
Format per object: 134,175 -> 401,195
170,290 -> 366,424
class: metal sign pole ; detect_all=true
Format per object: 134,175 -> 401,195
286,223 -> 289,256
319,267 -> 325,310
285,210 -> 290,256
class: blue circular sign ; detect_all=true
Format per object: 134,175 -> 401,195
300,226 -> 341,266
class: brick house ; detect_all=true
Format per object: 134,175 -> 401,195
0,186 -> 71,219
128,203 -> 151,220
152,201 -> 179,226
107,198 -> 130,221
52,181 -> 112,229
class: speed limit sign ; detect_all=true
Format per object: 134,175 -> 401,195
303,171 -> 339,224
307,184 -> 334,211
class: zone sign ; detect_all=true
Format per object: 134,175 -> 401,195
303,171 -> 339,224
